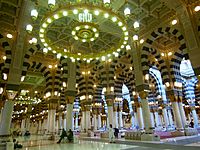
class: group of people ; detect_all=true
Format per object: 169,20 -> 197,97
57,129 -> 74,143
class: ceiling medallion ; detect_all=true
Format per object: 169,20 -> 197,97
72,23 -> 99,42
30,3 -> 129,61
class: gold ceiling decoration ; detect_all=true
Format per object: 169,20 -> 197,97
27,1 -> 129,62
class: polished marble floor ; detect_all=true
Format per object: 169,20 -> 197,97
16,135 -> 200,150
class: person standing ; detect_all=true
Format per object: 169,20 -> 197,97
108,124 -> 115,143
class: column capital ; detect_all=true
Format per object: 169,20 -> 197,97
66,96 -> 75,104
48,99 -> 58,109
106,99 -> 114,106
139,91 -> 148,99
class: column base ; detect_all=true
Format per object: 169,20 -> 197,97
0,134 -> 12,143
0,135 -> 14,150
141,133 -> 160,141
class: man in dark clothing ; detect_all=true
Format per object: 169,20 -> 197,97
114,128 -> 119,138
189,119 -> 194,128
67,129 -> 74,142
57,128 -> 67,143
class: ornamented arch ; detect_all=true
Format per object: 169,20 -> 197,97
141,26 -> 188,84
21,44 -> 41,77
0,33 -> 12,79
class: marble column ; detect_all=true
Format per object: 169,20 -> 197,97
66,103 -> 74,131
137,107 -> 144,129
113,104 -> 118,128
191,107 -> 199,128
75,113 -> 79,130
171,98 -> 183,129
58,112 -> 62,131
85,106 -> 91,131
130,111 -> 136,128
81,110 -> 86,131
178,102 -> 187,128
48,109 -> 56,134
167,109 -> 174,127
97,114 -> 102,130
133,111 -> 139,127
37,120 -> 40,134
47,100 -> 57,138
118,104 -> 123,129
0,100 -> 14,141
106,99 -> 114,126
162,107 -> 170,128
21,119 -> 25,135
154,110 -> 161,127
150,109 -> 155,128
93,114 -> 97,131
65,96 -> 75,131
139,91 -> 154,132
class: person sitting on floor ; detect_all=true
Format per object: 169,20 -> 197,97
13,139 -> 23,149
57,128 -> 67,144
67,129 -> 74,142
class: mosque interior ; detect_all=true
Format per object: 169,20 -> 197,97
0,0 -> 200,149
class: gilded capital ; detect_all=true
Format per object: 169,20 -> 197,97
66,96 -> 74,104
139,91 -> 148,99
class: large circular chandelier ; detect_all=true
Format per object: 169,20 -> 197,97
27,1 -> 129,62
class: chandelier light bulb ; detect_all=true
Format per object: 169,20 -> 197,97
26,24 -> 33,32
31,9 -> 38,19
194,6 -> 200,12
133,34 -> 138,41
7,33 -> 13,39
31,38 -> 37,44
124,7 -> 131,16
171,19 -> 177,25
48,0 -> 56,7
103,0 -> 110,5
126,45 -> 131,50
3,56 -> 6,60
140,39 -> 144,44
133,21 -> 140,28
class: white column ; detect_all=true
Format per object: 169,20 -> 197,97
107,106 -> 114,126
93,114 -> 97,131
114,111 -> 118,128
154,111 -> 161,127
75,113 -> 78,130
59,112 -> 62,130
137,107 -> 144,129
0,108 -> 3,122
118,111 -> 123,129
168,109 -> 174,127
63,118 -> 66,130
131,113 -> 135,128
133,112 -> 139,127
85,111 -> 91,131
97,114 -> 101,129
72,112 -> 74,130
48,109 -> 56,134
178,102 -> 187,128
191,108 -> 199,128
66,103 -> 73,131
21,119 -> 25,135
158,114 -> 163,127
81,111 -> 85,131
141,97 -> 154,132
150,111 -> 155,128
162,108 -> 170,128
38,120 -> 42,134
0,100 -> 14,136
171,102 -> 183,129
